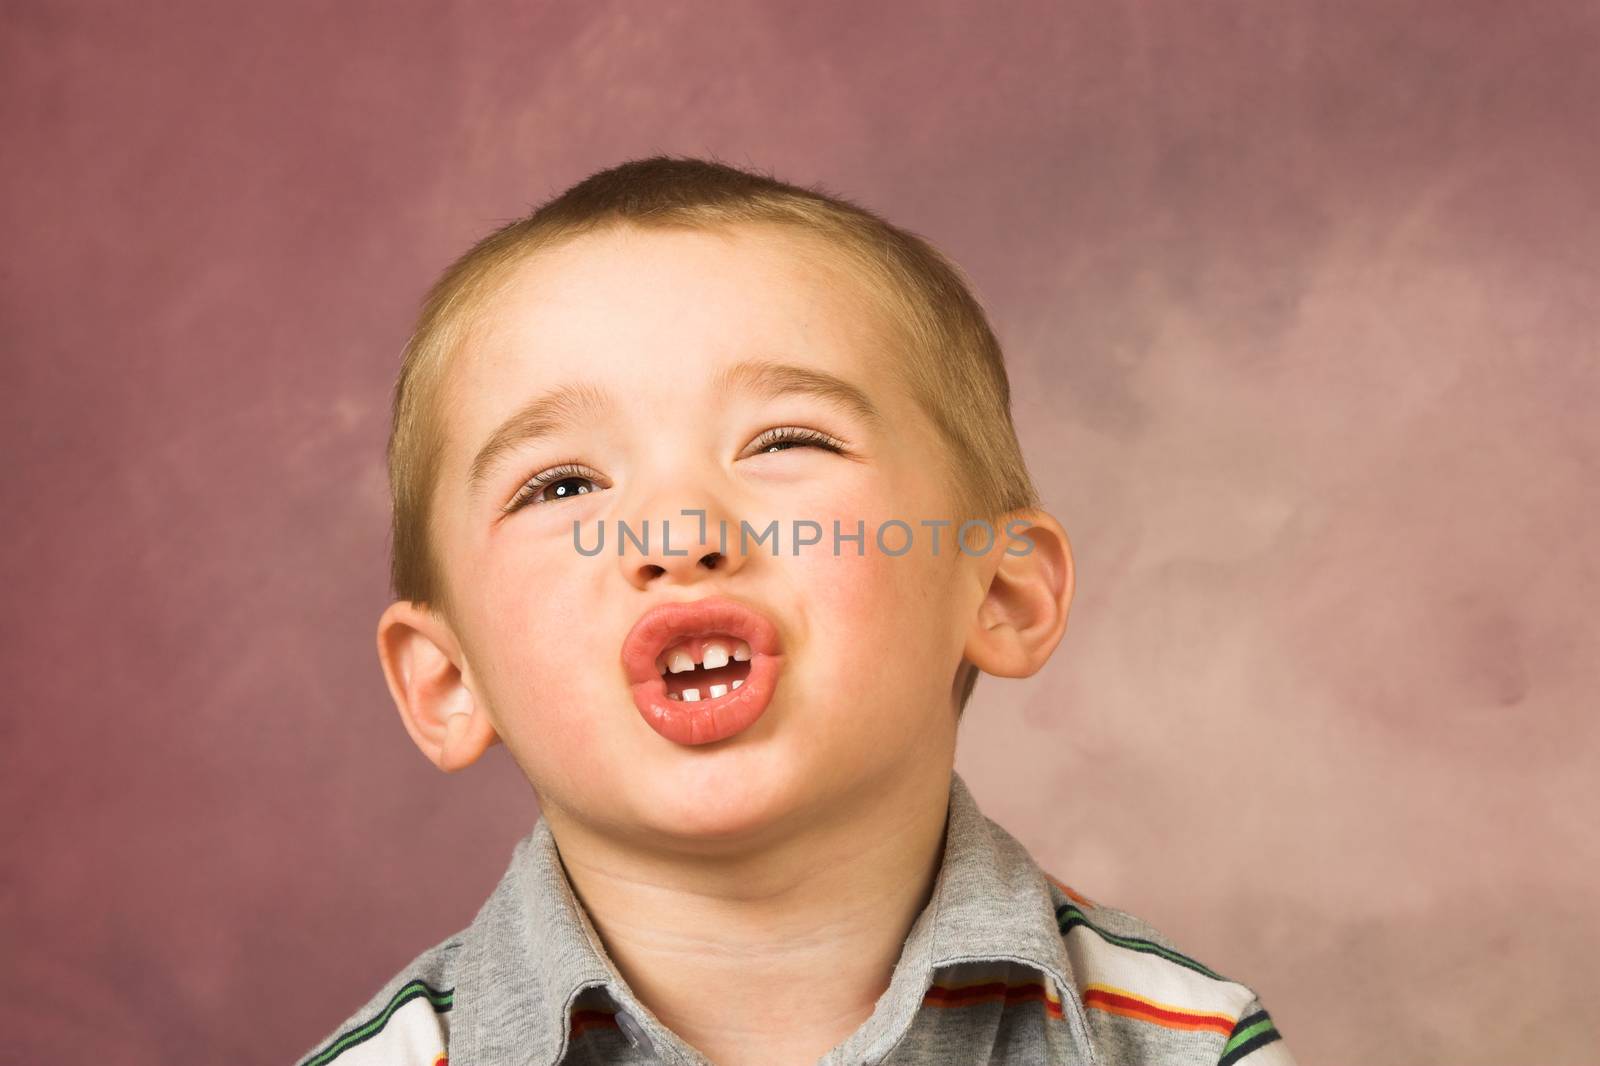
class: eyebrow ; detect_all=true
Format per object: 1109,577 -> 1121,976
711,358 -> 884,430
466,358 -> 883,496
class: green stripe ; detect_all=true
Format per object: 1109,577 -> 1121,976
1216,1024 -> 1280,1062
302,980 -> 454,1066
1223,1017 -> 1275,1055
1218,1013 -> 1282,1066
1055,903 -> 1229,982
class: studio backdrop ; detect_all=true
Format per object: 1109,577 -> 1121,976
3,3 -> 1596,1064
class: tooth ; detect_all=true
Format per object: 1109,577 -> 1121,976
702,644 -> 730,669
655,654 -> 666,674
732,642 -> 751,662
682,688 -> 701,702
668,650 -> 696,674
730,679 -> 743,690
666,692 -> 680,701
708,683 -> 728,698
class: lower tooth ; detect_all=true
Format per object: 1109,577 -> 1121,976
731,679 -> 744,690
708,684 -> 728,698
682,689 -> 701,702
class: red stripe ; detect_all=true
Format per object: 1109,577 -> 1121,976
1081,987 -> 1233,1035
569,1008 -> 622,1039
1044,872 -> 1096,907
923,981 -> 1064,1020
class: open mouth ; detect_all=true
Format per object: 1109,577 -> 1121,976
654,634 -> 755,702
620,596 -> 785,746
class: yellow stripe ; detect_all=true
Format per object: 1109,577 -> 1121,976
1082,982 -> 1236,1035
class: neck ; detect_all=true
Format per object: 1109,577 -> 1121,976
541,766 -> 953,1066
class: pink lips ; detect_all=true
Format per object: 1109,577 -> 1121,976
620,596 -> 785,746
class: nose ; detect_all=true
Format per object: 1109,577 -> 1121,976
618,491 -> 746,591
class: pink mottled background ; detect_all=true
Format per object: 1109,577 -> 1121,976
4,2 -> 1596,1063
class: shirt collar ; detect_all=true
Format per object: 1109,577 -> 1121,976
456,770 -> 1093,1065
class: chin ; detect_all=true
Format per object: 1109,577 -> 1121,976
621,751 -> 819,846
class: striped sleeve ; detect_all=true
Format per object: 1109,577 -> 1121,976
1046,878 -> 1301,1066
294,936 -> 463,1066
296,978 -> 452,1066
1217,996 -> 1296,1066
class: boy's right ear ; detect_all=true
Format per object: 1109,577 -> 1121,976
375,601 -> 501,773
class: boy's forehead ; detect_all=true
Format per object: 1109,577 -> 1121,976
448,224 -> 910,425
477,224 -> 891,348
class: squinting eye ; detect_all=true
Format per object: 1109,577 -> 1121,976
504,463 -> 605,513
747,426 -> 847,456
504,428 -> 846,515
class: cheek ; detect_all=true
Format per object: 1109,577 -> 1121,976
467,539 -> 582,684
460,531 -> 619,782
792,497 -> 966,722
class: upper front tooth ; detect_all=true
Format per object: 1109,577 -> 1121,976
667,650 -> 696,674
702,643 -> 730,669
732,641 -> 752,662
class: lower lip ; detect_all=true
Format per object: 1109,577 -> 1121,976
629,653 -> 784,746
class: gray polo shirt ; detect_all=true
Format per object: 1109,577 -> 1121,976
297,771 -> 1295,1065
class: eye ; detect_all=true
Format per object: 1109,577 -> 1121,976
503,462 -> 606,513
745,425 -> 847,457
502,428 -> 847,515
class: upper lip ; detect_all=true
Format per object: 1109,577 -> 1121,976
620,595 -> 783,685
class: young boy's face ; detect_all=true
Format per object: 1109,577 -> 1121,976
429,223 -> 991,842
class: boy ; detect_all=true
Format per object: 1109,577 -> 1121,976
297,156 -> 1296,1066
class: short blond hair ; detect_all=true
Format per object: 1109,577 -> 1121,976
387,156 -> 1040,713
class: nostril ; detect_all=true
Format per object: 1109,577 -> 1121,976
641,563 -> 666,579
698,551 -> 722,569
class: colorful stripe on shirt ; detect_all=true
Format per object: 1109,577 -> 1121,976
1055,900 -> 1228,982
1043,872 -> 1097,908
570,1008 -> 623,1040
922,974 -> 1066,1020
1081,983 -> 1234,1035
1048,877 -> 1282,1061
301,980 -> 453,1066
1219,1007 -> 1285,1066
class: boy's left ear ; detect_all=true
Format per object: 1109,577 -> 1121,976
962,509 -> 1074,679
